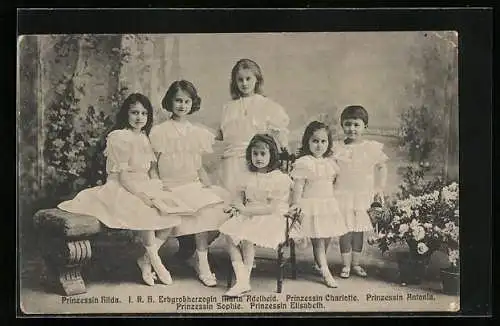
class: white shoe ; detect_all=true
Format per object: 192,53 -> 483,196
137,254 -> 155,286
145,245 -> 173,285
194,253 -> 217,287
320,268 -> 338,288
224,282 -> 251,297
225,261 -> 252,297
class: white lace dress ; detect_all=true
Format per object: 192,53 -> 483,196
290,155 -> 348,239
57,129 -> 181,230
218,94 -> 290,196
218,170 -> 294,249
332,140 -> 389,232
149,120 -> 230,237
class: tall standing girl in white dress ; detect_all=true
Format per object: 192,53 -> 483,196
218,134 -> 293,297
58,93 -> 182,286
149,80 -> 230,287
290,121 -> 348,288
332,105 -> 388,279
217,58 -> 290,197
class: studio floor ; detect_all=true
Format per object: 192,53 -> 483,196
19,234 -> 459,315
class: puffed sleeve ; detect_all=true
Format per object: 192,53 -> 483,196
149,124 -> 164,154
104,130 -> 133,173
290,156 -> 313,180
194,124 -> 216,154
265,100 -> 290,148
269,172 -> 293,201
369,141 -> 389,164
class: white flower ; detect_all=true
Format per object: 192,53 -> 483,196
445,221 -> 456,231
409,219 -> 420,230
417,242 -> 429,254
399,224 -> 409,234
387,232 -> 395,239
413,226 -> 426,241
448,249 -> 459,267
423,223 -> 433,229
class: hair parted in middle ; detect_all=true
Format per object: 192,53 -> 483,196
298,120 -> 334,158
161,80 -> 202,115
112,92 -> 154,136
245,133 -> 281,173
230,58 -> 265,100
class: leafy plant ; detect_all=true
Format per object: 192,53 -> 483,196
42,75 -> 113,201
396,165 -> 446,199
370,182 -> 459,263
398,105 -> 444,165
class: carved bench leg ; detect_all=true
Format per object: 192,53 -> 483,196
42,238 -> 93,296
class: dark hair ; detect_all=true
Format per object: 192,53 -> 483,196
111,93 -> 154,136
230,58 -> 264,100
298,121 -> 333,158
161,80 -> 202,115
245,134 -> 281,173
340,105 -> 369,127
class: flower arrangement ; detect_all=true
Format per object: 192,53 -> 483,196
369,181 -> 459,269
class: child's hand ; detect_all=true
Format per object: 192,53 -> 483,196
286,205 -> 303,224
223,206 -> 239,217
232,203 -> 246,212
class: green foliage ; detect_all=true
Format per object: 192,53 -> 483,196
398,105 -> 444,164
369,165 -> 459,269
401,32 -> 458,168
396,165 -> 446,199
42,75 -> 114,200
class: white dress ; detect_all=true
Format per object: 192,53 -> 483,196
332,140 -> 389,232
290,156 -> 348,239
149,120 -> 230,237
218,94 -> 290,196
218,170 -> 294,249
57,129 -> 181,231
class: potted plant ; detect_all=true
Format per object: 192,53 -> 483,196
369,181 -> 459,286
439,184 -> 460,295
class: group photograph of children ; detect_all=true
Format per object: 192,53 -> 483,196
19,31 -> 460,314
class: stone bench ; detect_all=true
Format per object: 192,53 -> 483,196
33,208 -> 103,296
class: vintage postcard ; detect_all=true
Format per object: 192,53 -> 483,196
19,28 -> 462,315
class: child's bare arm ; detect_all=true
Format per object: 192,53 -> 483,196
374,162 -> 388,199
291,179 -> 305,207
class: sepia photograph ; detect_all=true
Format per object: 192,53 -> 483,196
18,30 -> 461,315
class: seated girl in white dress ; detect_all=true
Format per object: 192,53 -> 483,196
58,93 -> 182,286
290,121 -> 348,288
149,80 -> 230,287
218,134 -> 294,297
